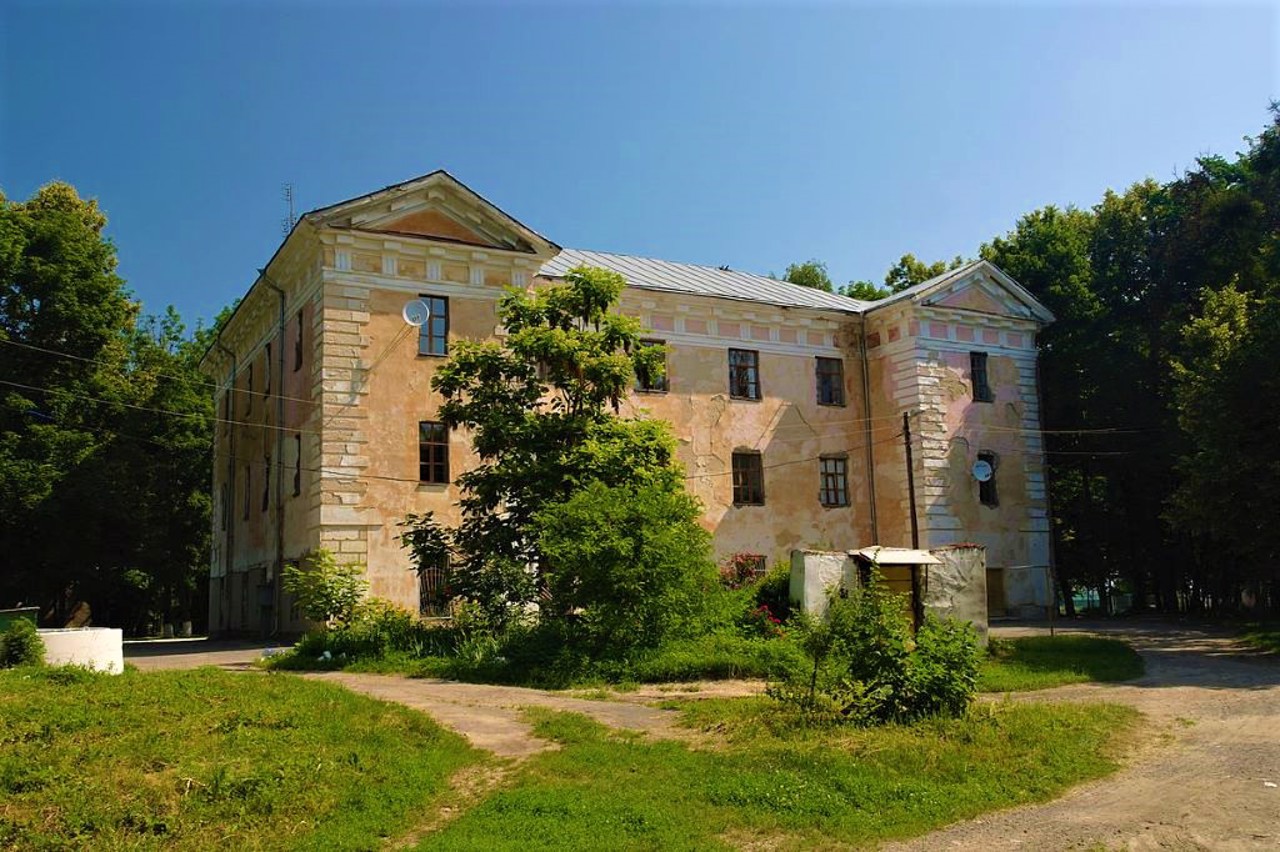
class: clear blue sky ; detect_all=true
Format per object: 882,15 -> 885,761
3,1 -> 1276,326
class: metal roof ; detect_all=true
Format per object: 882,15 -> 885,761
849,546 -> 941,565
540,248 -> 871,313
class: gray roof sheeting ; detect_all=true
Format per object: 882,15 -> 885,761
540,248 -> 871,313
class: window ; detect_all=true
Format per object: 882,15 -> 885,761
816,357 -> 845,406
294,310 -> 304,372
636,339 -> 669,392
242,465 -> 250,520
293,433 -> 302,497
262,455 -> 271,512
245,364 -> 254,415
223,388 -> 232,434
732,451 -> 765,505
819,456 -> 849,507
220,483 -> 228,531
418,553 -> 451,617
264,344 -> 272,397
978,451 -> 999,507
418,421 -> 449,484
728,349 -> 760,400
417,295 -> 450,356
970,352 -> 993,402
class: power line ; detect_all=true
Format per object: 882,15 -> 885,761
0,335 -> 319,408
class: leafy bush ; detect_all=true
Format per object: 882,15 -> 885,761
753,562 -> 794,621
0,619 -> 44,668
536,480 -> 718,655
769,575 -> 980,725
281,549 -> 368,627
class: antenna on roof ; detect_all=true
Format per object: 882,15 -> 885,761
281,183 -> 298,236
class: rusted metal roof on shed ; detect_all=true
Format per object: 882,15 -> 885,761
540,248 -> 871,313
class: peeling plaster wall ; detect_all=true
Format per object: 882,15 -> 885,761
863,297 -> 1053,616
923,545 -> 989,645
204,207 -> 1054,632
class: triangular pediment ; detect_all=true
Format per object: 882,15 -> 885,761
928,273 -> 1029,317
867,260 -> 1054,324
303,170 -> 559,257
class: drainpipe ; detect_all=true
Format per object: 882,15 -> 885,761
258,269 -> 288,637
213,339 -> 237,636
858,312 -> 880,543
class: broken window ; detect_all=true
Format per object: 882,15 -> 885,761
729,349 -> 761,400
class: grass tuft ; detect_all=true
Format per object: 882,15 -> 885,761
980,635 -> 1144,692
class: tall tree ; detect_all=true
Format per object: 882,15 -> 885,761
883,253 -> 965,293
420,265 -> 704,628
781,259 -> 834,292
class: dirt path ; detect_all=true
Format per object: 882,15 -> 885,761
302,672 -> 759,758
886,621 -> 1280,851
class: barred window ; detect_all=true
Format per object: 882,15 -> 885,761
819,456 -> 849,507
418,421 -> 449,484
971,352 -> 993,402
729,349 -> 760,400
816,357 -> 845,406
732,451 -> 765,505
418,295 -> 450,356
418,554 -> 451,617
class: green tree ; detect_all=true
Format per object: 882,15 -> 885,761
0,182 -> 220,632
424,265 -> 699,628
883,253 -> 965,293
840,279 -> 890,300
781,260 -> 834,292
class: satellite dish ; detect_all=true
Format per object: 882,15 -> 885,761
402,298 -> 431,327
972,459 -> 994,482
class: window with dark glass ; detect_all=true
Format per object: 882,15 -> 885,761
819,456 -> 849,507
732,451 -> 765,505
293,433 -> 302,497
816,357 -> 845,406
728,349 -> 760,400
294,310 -> 304,372
971,352 -> 993,402
220,483 -> 228,531
264,343 -> 272,397
418,421 -> 449,483
418,295 -> 450,356
636,339 -> 669,392
245,364 -> 254,415
262,455 -> 271,512
978,451 -> 999,506
242,465 -> 250,520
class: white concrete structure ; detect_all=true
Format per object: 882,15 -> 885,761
39,627 -> 124,674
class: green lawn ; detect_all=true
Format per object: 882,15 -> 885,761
980,635 -> 1145,692
420,699 -> 1139,850
1240,622 -> 1280,653
0,666 -> 477,850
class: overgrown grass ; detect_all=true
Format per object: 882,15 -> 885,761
270,629 -> 806,689
1239,622 -> 1280,653
980,635 -> 1145,692
421,699 -> 1139,850
0,666 -> 477,850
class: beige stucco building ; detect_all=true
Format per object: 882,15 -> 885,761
200,171 -> 1056,636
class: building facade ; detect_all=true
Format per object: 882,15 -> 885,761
200,171 -> 1056,635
